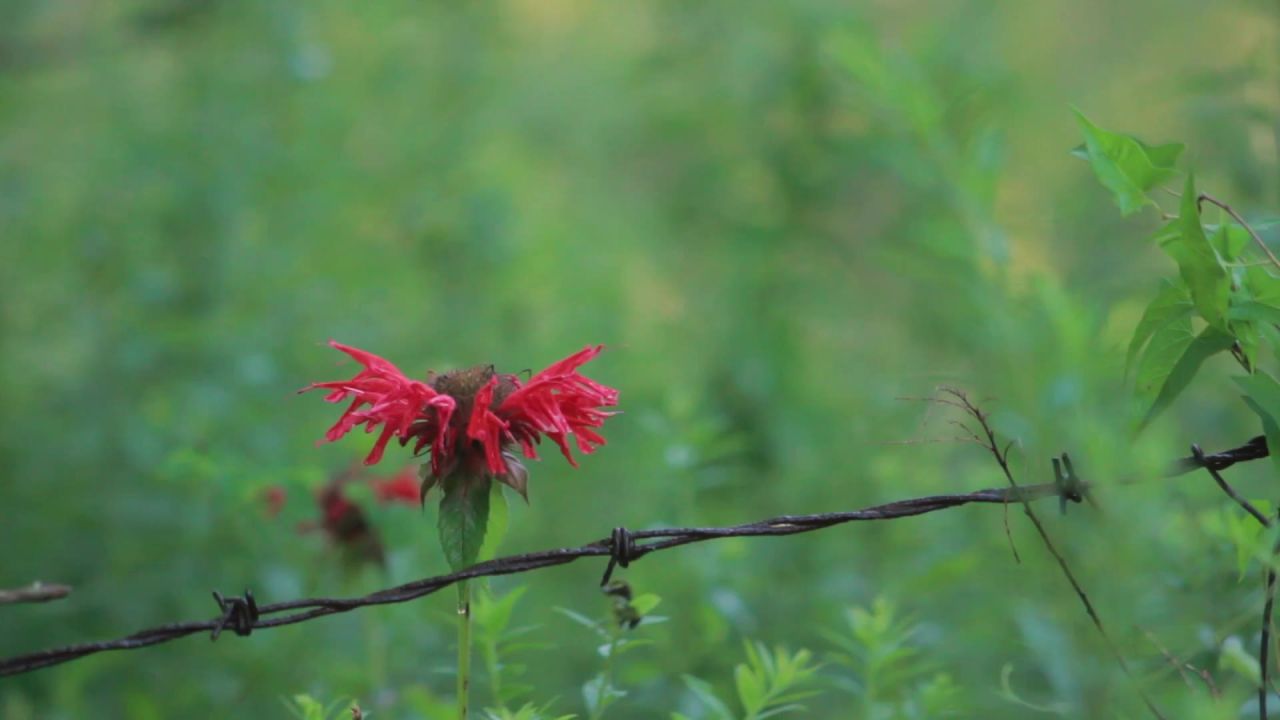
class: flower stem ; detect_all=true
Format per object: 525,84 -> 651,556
456,580 -> 473,720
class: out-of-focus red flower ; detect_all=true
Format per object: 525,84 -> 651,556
262,486 -> 287,518
372,467 -> 422,506
296,476 -> 385,568
302,342 -> 618,499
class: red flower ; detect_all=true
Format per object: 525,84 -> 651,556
372,467 -> 423,506
261,486 -> 287,518
302,341 -> 618,498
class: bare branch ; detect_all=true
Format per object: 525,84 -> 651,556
946,388 -> 1165,719
0,582 -> 71,606
1198,193 -> 1280,272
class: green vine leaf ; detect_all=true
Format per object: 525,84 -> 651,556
1230,301 -> 1280,327
1235,371 -> 1280,478
438,475 -> 492,572
1137,325 -> 1235,432
1073,110 -> 1183,216
1165,173 -> 1229,330
1126,279 -> 1193,378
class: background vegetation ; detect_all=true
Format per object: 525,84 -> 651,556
2,0 -> 1279,717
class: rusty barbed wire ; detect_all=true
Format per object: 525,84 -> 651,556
0,435 -> 1268,679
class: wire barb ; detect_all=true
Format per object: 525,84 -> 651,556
1051,453 -> 1087,514
211,590 -> 259,641
601,527 -> 637,586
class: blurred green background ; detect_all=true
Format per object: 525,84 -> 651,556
2,0 -> 1279,717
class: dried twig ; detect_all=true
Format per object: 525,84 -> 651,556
1141,628 -> 1220,699
1194,444 -> 1279,720
1198,193 -> 1280,272
0,582 -> 71,606
938,387 -> 1165,720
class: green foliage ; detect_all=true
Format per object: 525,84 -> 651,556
675,643 -> 819,720
558,588 -> 663,719
438,476 -> 492,572
474,586 -> 544,709
1199,502 -> 1279,580
824,598 -> 966,717
997,665 -> 1072,715
1080,116 -> 1280,432
480,482 -> 510,563
1170,174 -> 1230,331
482,702 -> 576,720
283,694 -> 359,720
1235,372 -> 1280,477
1073,110 -> 1184,216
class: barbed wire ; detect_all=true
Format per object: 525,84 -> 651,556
0,435 -> 1268,679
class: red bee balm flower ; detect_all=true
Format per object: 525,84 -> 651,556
372,467 -> 424,506
302,342 -> 618,499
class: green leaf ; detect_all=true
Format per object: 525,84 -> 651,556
1133,312 -> 1193,405
1164,173 -> 1229,329
582,673 -> 624,715
1208,219 -> 1280,262
630,593 -> 662,617
680,675 -> 734,720
554,607 -> 609,639
1137,326 -> 1235,431
438,476 -> 492,572
1220,636 -> 1261,686
735,663 -> 767,714
1211,222 -> 1251,262
1235,371 -> 1280,478
477,482 -> 508,563
1073,110 -> 1183,215
1229,301 -> 1280,327
473,586 -> 527,641
1125,280 -> 1193,377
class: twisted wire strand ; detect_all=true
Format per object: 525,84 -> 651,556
0,436 -> 1265,678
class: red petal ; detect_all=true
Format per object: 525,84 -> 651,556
467,376 -> 510,475
302,342 -> 445,467
498,346 -> 617,469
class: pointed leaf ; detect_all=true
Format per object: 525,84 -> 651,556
1133,311 -> 1194,406
734,664 -> 767,714
1235,371 -> 1280,478
1138,326 -> 1235,431
1230,302 -> 1280,326
1074,110 -> 1183,215
756,705 -> 810,720
1126,280 -> 1193,377
1164,173 -> 1229,329
680,675 -> 734,720
438,476 -> 491,572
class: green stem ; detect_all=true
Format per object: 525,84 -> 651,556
457,580 -> 473,720
364,610 -> 387,691
483,629 -> 505,712
589,626 -> 621,720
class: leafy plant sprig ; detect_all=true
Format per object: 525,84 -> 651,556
1074,111 -> 1280,440
675,642 -> 821,720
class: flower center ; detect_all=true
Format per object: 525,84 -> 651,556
429,365 -> 518,426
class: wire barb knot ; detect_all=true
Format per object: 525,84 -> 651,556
601,527 -> 637,586
1051,453 -> 1086,515
211,590 -> 259,641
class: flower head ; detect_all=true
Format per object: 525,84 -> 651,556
302,341 -> 618,499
